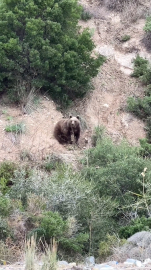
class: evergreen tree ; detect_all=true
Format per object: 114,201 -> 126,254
0,0 -> 105,105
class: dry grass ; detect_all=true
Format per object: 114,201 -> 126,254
121,2 -> 148,25
141,32 -> 151,52
25,235 -> 37,270
0,238 -> 23,264
25,236 -> 57,270
104,0 -> 140,12
27,193 -> 47,215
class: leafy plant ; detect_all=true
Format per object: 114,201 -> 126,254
121,35 -> 130,42
144,16 -> 151,33
0,218 -> 10,241
5,122 -> 26,134
139,138 -> 151,158
91,126 -> 105,146
127,55 -> 151,140
0,162 -> 17,195
119,216 -> 151,239
0,195 -> 12,217
127,96 -> 151,119
81,8 -> 92,21
39,211 -> 66,242
99,234 -> 126,260
82,127 -> 151,220
60,233 -> 89,254
131,55 -> 149,79
43,154 -> 63,172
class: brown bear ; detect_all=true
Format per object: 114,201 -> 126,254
53,115 -> 80,144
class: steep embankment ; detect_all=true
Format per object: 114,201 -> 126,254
0,0 -> 150,164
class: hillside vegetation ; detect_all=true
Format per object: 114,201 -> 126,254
1,0 -> 151,266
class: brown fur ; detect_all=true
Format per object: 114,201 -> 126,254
53,116 -> 80,144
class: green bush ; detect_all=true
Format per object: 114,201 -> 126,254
43,154 -> 63,172
0,218 -> 10,240
28,211 -> 66,243
99,234 -> 126,260
0,195 -> 12,217
131,55 -> 148,79
139,138 -> 151,158
127,55 -> 151,140
0,162 -> 17,195
144,16 -> 151,33
0,0 -> 105,107
91,126 -> 105,146
81,8 -> 92,21
60,233 -> 89,254
127,96 -> 151,119
121,35 -> 130,42
82,128 -> 151,216
40,212 -> 66,241
119,216 -> 151,239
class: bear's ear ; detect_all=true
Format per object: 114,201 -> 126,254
69,115 -> 72,118
77,115 -> 80,120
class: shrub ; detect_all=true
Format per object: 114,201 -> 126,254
121,35 -> 130,42
0,0 -> 105,107
139,138 -> 151,158
0,218 -> 10,241
82,128 -> 151,218
39,211 -> 66,242
0,195 -> 12,217
0,239 -> 20,264
10,164 -> 117,255
28,211 -> 66,242
119,217 -> 151,239
43,154 -> 63,172
81,8 -> 92,21
59,232 -> 89,254
99,234 -> 126,260
144,16 -> 151,33
131,55 -> 148,79
127,55 -> 151,140
0,161 -> 17,195
27,193 -> 47,215
127,96 -> 151,119
91,126 -> 105,146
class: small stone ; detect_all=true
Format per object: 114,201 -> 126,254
58,261 -> 69,266
85,138 -> 88,143
85,256 -> 95,266
69,262 -> 76,267
143,258 -> 151,265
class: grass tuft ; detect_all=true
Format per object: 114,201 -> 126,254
25,235 -> 57,270
5,122 -> 26,134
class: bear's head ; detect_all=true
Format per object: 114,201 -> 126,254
69,115 -> 80,129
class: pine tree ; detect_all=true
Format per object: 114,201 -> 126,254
0,0 -> 105,106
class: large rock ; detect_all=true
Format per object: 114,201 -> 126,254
117,231 -> 151,261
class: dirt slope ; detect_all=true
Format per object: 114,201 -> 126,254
0,0 -> 150,164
